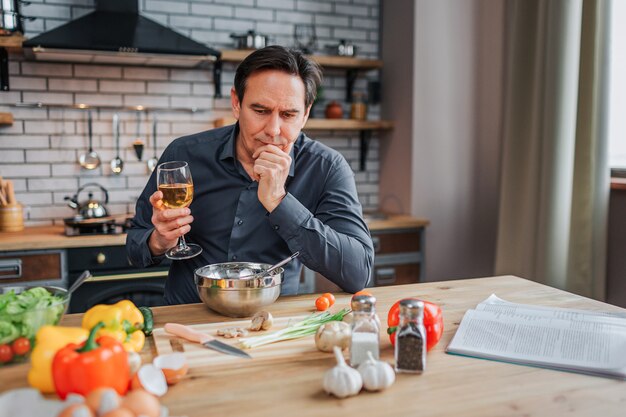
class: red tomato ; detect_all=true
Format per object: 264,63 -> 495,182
315,296 -> 330,311
387,298 -> 443,351
0,344 -> 13,363
11,337 -> 31,356
321,293 -> 336,307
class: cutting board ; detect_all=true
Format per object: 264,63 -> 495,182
152,315 -> 337,369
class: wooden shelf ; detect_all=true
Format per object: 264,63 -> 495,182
214,117 -> 392,131
0,113 -> 13,126
0,34 -> 25,51
220,49 -> 383,69
215,49 -> 382,100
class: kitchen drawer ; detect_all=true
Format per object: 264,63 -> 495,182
371,230 -> 421,255
372,264 -> 420,287
67,246 -> 133,272
311,262 -> 421,293
0,249 -> 66,285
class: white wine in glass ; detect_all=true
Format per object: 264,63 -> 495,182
157,161 -> 202,260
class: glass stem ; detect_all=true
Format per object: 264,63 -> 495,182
178,235 -> 188,249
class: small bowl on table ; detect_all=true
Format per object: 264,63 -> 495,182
0,285 -> 70,366
194,262 -> 282,318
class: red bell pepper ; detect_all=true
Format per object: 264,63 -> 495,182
387,298 -> 443,351
52,322 -> 130,399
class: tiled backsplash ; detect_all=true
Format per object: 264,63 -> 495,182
0,0 -> 381,226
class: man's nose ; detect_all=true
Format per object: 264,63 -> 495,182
264,113 -> 281,139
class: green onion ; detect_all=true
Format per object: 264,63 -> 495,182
239,308 -> 351,349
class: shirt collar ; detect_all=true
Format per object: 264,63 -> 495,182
220,122 -> 300,178
218,123 -> 238,162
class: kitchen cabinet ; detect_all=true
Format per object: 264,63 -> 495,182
0,249 -> 66,286
66,246 -> 169,313
301,215 -> 429,293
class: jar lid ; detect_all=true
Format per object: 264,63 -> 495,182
351,294 -> 376,312
399,299 -> 424,316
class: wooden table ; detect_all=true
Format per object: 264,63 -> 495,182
2,275 -> 625,416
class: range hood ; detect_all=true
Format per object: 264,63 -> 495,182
22,0 -> 220,68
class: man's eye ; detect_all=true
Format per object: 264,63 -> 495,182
282,113 -> 295,119
254,109 -> 266,114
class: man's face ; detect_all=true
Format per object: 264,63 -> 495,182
231,69 -> 310,163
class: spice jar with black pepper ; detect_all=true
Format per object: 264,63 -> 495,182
394,299 -> 427,373
350,295 -> 380,367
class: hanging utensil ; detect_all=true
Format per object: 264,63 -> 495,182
147,116 -> 158,172
133,111 -> 144,161
110,113 -> 124,174
78,110 -> 101,170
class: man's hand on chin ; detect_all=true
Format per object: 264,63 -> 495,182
253,143 -> 292,212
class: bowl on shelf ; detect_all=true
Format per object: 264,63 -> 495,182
194,262 -> 282,318
0,285 -> 70,366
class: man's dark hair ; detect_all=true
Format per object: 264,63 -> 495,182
234,45 -> 323,109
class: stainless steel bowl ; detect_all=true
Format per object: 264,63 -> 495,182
194,262 -> 282,318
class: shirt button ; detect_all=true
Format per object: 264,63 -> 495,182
273,225 -> 280,231
232,255 -> 238,261
237,219 -> 243,226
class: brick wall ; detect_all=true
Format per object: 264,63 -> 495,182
0,0 -> 381,226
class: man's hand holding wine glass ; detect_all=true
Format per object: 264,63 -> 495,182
148,191 -> 193,256
148,161 -> 203,260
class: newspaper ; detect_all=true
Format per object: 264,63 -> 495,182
446,294 -> 626,379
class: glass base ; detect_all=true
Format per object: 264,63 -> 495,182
166,243 -> 203,260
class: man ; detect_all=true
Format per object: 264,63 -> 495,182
127,45 -> 374,305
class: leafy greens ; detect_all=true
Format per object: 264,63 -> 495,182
0,287 -> 66,343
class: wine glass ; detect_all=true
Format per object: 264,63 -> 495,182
157,161 -> 202,260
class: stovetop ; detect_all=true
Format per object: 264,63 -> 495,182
64,217 -> 132,236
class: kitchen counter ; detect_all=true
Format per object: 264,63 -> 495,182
1,275 -> 624,417
0,215 -> 429,251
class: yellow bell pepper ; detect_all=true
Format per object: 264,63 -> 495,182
27,325 -> 88,393
82,300 -> 145,352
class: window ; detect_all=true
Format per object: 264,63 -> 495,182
609,0 -> 626,174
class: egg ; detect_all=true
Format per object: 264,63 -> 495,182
85,388 -> 121,416
153,353 -> 189,385
58,404 -> 95,417
99,407 -> 135,417
122,389 -> 161,417
131,364 -> 168,397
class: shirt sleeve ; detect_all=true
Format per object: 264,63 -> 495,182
267,159 -> 374,293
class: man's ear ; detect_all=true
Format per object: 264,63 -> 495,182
231,87 -> 241,120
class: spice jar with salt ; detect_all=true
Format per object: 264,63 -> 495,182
349,295 -> 380,367
394,299 -> 427,373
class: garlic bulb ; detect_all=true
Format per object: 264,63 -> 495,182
323,346 -> 363,398
357,351 -> 395,391
315,321 -> 351,352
